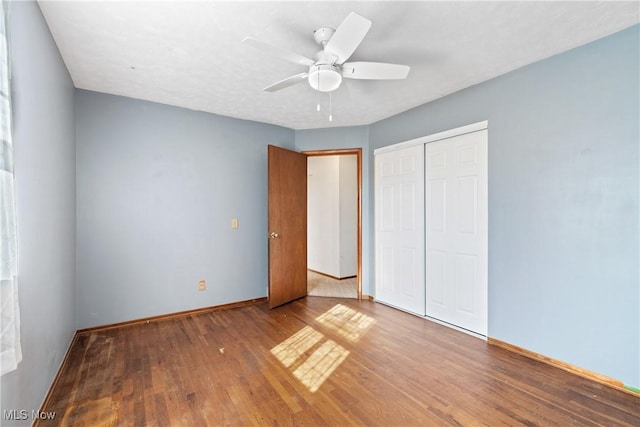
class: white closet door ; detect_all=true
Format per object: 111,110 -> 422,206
375,144 -> 425,316
425,129 -> 488,335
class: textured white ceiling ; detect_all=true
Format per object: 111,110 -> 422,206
37,1 -> 639,130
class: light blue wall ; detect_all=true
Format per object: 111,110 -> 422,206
76,90 -> 294,328
370,25 -> 640,387
294,126 -> 371,294
1,0 -> 77,423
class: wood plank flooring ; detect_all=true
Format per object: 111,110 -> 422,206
38,297 -> 639,426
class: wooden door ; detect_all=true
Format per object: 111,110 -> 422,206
268,145 -> 307,309
374,144 -> 426,315
425,129 -> 488,335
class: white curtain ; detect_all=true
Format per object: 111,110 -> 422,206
0,0 -> 21,376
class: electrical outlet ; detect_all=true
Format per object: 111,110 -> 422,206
198,280 -> 206,291
231,218 -> 239,229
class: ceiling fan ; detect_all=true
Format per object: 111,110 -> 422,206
242,12 -> 410,93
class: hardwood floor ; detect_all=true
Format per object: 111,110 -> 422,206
38,297 -> 639,426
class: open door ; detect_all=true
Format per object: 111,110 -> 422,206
268,145 -> 307,308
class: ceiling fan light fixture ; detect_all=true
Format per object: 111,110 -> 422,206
308,64 -> 342,92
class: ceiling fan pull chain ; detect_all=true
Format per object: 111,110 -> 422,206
317,72 -> 321,111
329,91 -> 333,122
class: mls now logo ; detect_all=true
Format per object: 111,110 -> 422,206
3,409 -> 56,421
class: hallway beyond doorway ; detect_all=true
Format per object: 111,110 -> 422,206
307,270 -> 357,299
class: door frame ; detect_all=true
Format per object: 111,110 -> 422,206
303,148 -> 363,300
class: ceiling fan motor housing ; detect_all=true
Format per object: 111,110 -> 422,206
313,27 -> 335,46
308,64 -> 342,92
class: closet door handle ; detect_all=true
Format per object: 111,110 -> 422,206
268,231 -> 279,239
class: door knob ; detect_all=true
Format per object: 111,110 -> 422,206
269,231 -> 279,239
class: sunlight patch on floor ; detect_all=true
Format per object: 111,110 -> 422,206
270,326 -> 323,368
316,304 -> 376,342
292,340 -> 350,392
270,304 -> 374,392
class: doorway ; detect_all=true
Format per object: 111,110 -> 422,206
304,149 -> 362,299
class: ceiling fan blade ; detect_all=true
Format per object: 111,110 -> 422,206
242,37 -> 314,67
342,62 -> 410,80
264,73 -> 309,92
324,12 -> 372,64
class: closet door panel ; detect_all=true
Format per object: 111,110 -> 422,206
425,130 -> 487,336
375,145 -> 425,316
